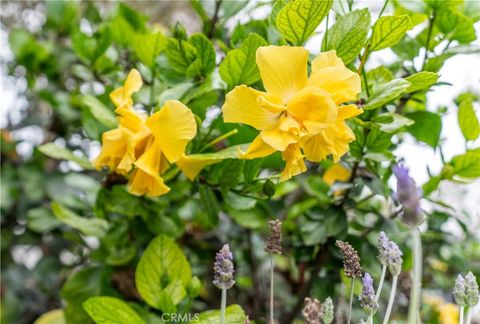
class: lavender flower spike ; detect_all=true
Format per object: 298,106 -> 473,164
213,244 -> 235,290
359,273 -> 379,315
465,271 -> 479,306
454,274 -> 467,306
302,297 -> 322,324
323,297 -> 334,324
393,164 -> 424,226
378,232 -> 404,276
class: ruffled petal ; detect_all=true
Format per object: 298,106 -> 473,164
176,154 -> 220,181
337,104 -> 363,120
280,144 -> 307,181
260,116 -> 299,152
242,135 -> 276,159
110,69 -> 143,107
307,66 -> 360,104
323,163 -> 351,186
146,100 -> 197,163
222,85 -> 283,130
256,46 -> 308,104
311,50 -> 344,72
287,87 -> 337,134
94,127 -> 136,175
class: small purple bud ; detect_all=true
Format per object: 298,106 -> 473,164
213,244 -> 235,290
377,232 -> 403,275
393,164 -> 424,226
359,273 -> 378,315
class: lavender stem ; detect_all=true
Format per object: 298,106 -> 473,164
375,265 -> 387,302
407,227 -> 422,324
270,255 -> 274,324
466,307 -> 472,324
220,288 -> 226,324
348,278 -> 355,324
459,306 -> 464,324
382,275 -> 398,324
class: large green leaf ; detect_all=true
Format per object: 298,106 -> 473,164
219,33 -> 267,88
133,32 -> 167,68
404,71 -> 439,93
323,9 -> 371,64
458,97 -> 480,141
38,143 -> 94,170
193,305 -> 247,324
369,15 -> 413,51
451,151 -> 480,178
436,9 -> 476,44
51,202 -> 109,237
27,207 -> 61,233
186,33 -> 216,77
276,0 -> 333,45
364,79 -> 410,110
405,111 -> 442,148
375,112 -> 414,133
83,297 -> 144,324
79,95 -> 117,129
135,235 -> 192,312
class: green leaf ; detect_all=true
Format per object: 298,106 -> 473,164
135,235 -> 192,312
458,97 -> 480,141
369,15 -> 413,51
38,143 -> 94,170
323,9 -> 371,64
83,297 -> 144,324
364,79 -> 410,110
51,202 -> 109,237
376,113 -> 414,133
186,33 -> 216,77
451,151 -> 480,178
80,95 -> 117,129
219,33 -> 267,88
166,38 -> 198,74
27,207 -> 61,233
133,32 -> 167,68
405,111 -> 442,148
404,71 -> 439,93
194,305 -> 247,324
422,175 -> 442,196
198,186 -> 220,229
436,9 -> 476,44
276,0 -> 333,45
227,205 -> 268,229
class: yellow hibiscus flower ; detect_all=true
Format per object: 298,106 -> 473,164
94,69 -> 197,197
222,46 -> 362,180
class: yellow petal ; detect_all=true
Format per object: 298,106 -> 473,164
337,104 -> 363,120
129,140 -> 170,197
176,154 -> 220,181
222,85 -> 284,130
323,163 -> 351,186
146,100 -> 197,163
280,144 -> 306,181
128,168 -> 170,197
307,65 -> 360,104
110,69 -> 143,107
302,121 -> 355,162
260,116 -> 299,152
94,128 -> 136,175
242,135 -> 276,159
256,46 -> 308,104
287,87 -> 337,134
311,50 -> 344,72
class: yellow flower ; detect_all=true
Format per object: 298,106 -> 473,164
439,303 -> 458,324
94,69 -> 197,197
323,163 -> 351,186
222,46 -> 362,180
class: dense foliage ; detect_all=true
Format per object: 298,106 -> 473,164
1,1 -> 479,323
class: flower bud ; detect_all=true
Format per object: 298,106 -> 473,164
265,219 -> 282,254
336,240 -> 362,279
322,297 -> 334,324
393,164 -> 424,226
377,232 -> 403,276
302,297 -> 322,324
213,244 -> 235,290
359,272 -> 379,315
465,271 -> 479,306
453,274 -> 467,306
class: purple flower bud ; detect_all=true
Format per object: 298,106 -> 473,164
213,244 -> 235,290
377,232 -> 403,275
359,273 -> 378,315
393,164 -> 424,226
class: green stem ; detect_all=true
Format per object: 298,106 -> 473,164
466,307 -> 472,324
200,129 -> 238,152
421,13 -> 436,71
459,306 -> 464,324
368,313 -> 374,324
407,227 -> 422,324
375,265 -> 387,302
270,255 -> 274,324
377,0 -> 390,20
149,66 -> 156,113
323,13 -> 329,51
348,278 -> 355,324
382,275 -> 398,324
220,288 -> 227,324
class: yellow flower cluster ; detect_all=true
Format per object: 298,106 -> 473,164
94,69 -> 198,197
95,46 -> 362,196
222,46 -> 362,180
